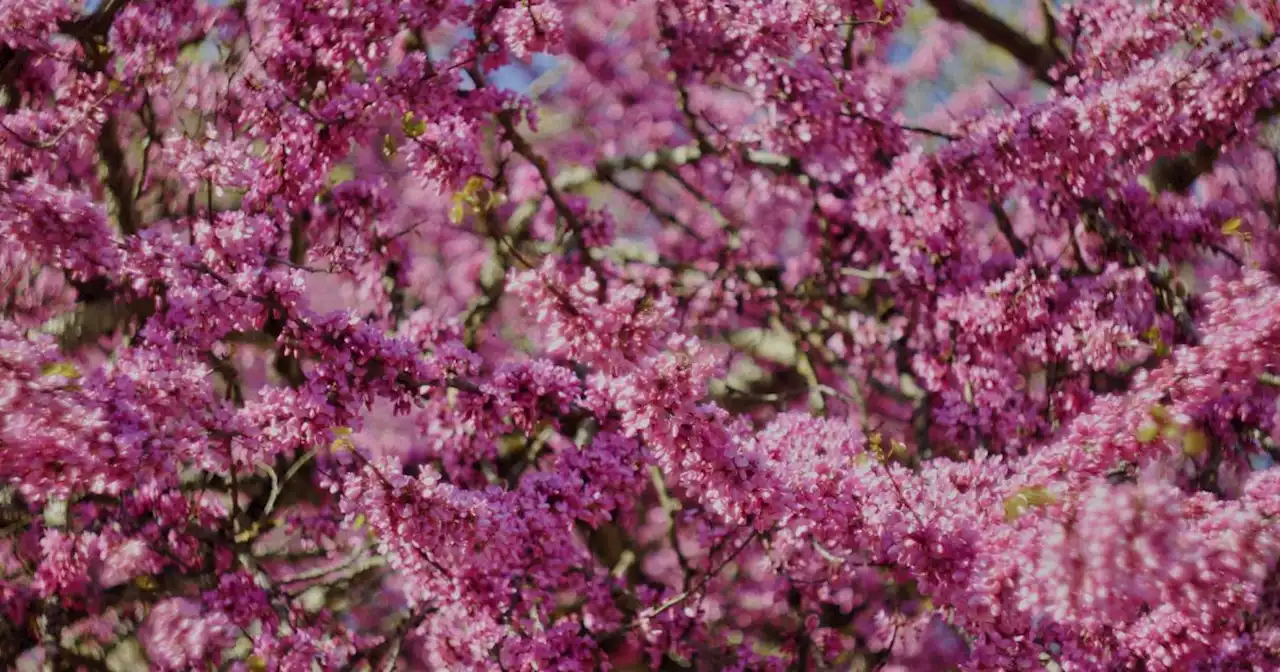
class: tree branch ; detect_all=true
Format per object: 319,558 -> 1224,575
926,0 -> 1059,85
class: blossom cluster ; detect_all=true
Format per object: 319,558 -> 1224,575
4,0 -> 1280,670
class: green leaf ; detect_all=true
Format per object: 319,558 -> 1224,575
234,522 -> 263,543
402,111 -> 427,138
330,427 -> 354,452
460,175 -> 488,202
1135,420 -> 1159,444
449,201 -> 468,224
41,361 -> 80,379
1004,486 -> 1056,523
1183,429 -> 1209,458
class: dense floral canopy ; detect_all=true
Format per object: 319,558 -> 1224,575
4,0 -> 1280,669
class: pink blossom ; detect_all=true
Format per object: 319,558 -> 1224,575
6,0 -> 1280,669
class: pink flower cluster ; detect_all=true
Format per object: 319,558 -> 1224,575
6,0 -> 1280,670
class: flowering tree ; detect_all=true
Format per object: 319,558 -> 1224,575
5,0 -> 1280,669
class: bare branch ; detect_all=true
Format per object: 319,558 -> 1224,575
927,0 -> 1059,84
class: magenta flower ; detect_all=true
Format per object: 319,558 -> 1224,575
5,0 -> 1280,669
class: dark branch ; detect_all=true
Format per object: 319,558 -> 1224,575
927,0 -> 1059,85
